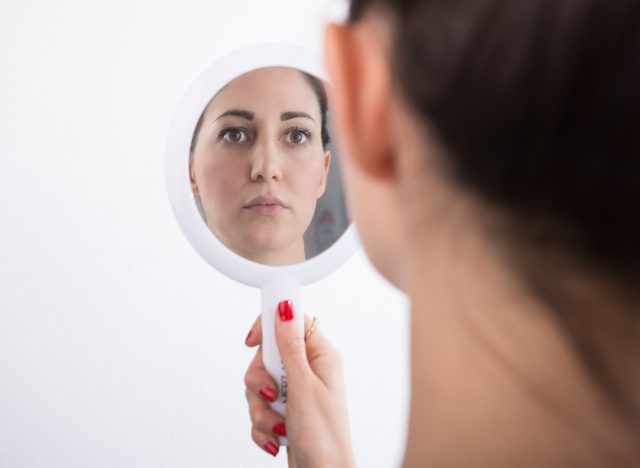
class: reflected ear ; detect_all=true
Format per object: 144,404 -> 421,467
325,21 -> 393,181
189,154 -> 200,197
317,150 -> 332,198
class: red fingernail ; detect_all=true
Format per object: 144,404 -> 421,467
272,421 -> 287,437
278,300 -> 294,322
264,441 -> 279,457
259,386 -> 277,402
245,329 -> 252,345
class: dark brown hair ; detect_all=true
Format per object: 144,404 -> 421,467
351,0 -> 640,286
349,0 -> 640,425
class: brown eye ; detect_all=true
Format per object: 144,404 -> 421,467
285,129 -> 311,145
221,128 -> 249,143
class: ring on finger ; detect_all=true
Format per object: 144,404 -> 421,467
304,317 -> 318,342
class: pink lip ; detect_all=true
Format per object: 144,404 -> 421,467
244,195 -> 287,216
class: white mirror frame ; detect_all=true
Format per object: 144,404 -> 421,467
165,43 -> 360,288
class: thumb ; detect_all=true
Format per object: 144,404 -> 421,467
275,300 -> 312,383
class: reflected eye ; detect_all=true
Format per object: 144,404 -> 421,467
219,128 -> 249,144
285,128 -> 312,145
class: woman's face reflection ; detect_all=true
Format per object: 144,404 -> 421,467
189,67 -> 331,265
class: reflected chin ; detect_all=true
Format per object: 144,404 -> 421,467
241,230 -> 295,252
234,231 -> 306,266
212,221 -> 294,252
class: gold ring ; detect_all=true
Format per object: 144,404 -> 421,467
304,317 -> 318,342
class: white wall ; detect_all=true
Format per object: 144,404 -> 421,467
0,1 -> 410,467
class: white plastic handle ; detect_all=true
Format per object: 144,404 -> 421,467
260,273 -> 303,447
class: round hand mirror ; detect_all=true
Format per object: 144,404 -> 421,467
165,44 -> 359,444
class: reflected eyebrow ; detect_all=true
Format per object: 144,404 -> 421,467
214,110 -> 254,122
281,111 -> 314,122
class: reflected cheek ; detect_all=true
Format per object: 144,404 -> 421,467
288,153 -> 325,190
196,159 -> 244,218
288,163 -> 325,212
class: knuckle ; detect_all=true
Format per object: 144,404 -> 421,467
251,427 -> 262,446
322,345 -> 343,368
282,333 -> 305,353
253,409 -> 267,430
332,349 -> 344,369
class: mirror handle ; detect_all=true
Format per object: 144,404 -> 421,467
261,274 -> 303,447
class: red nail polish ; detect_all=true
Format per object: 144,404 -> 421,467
272,421 -> 287,437
264,441 -> 279,456
245,329 -> 252,344
278,300 -> 294,322
259,386 -> 277,402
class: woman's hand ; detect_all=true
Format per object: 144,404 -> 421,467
244,301 -> 357,468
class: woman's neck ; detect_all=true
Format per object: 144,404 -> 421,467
401,221 -> 639,467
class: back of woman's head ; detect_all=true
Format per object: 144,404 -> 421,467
348,0 -> 640,421
349,0 -> 640,295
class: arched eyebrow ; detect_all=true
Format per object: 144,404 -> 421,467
214,110 -> 254,122
281,111 -> 314,122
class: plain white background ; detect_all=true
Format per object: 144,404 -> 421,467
0,1 -> 410,466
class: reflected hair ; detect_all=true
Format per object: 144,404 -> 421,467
301,71 -> 331,149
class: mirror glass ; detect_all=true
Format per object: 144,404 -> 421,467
187,66 -> 350,266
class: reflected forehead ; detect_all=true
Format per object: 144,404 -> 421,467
206,67 -> 321,121
212,109 -> 315,123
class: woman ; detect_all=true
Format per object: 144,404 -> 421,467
244,0 -> 640,466
189,67 -> 331,266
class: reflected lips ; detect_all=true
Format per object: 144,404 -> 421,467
244,195 -> 286,216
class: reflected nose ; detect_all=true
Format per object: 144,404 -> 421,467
250,140 -> 283,182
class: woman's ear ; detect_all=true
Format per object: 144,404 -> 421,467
325,19 -> 393,181
317,150 -> 332,198
189,155 -> 200,197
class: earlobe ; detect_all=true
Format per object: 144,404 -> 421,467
317,150 -> 332,198
189,156 -> 200,197
325,19 -> 394,181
